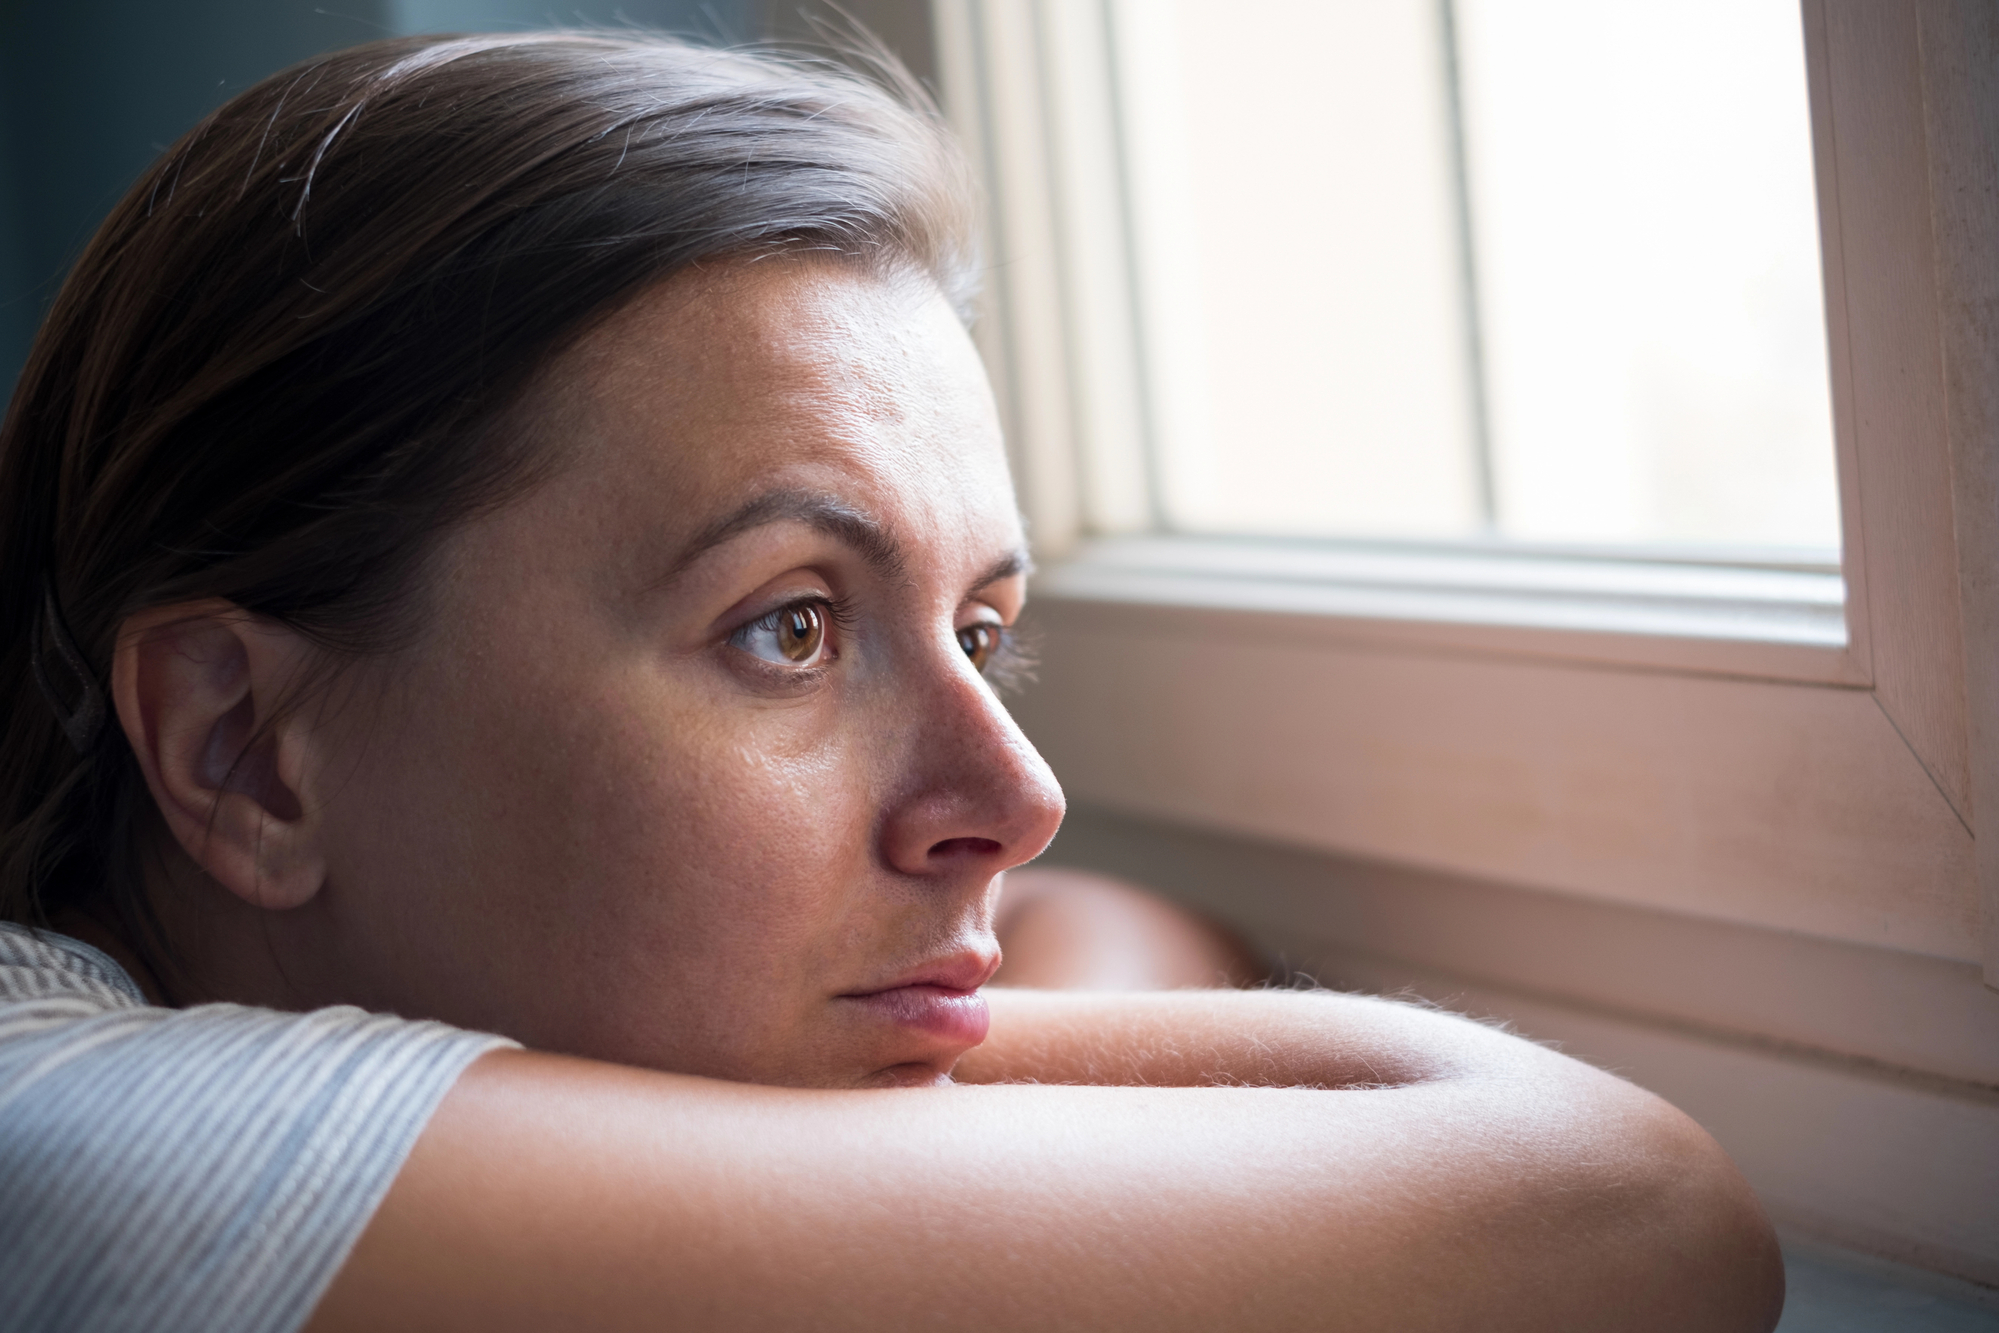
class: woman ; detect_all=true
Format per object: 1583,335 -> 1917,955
0,30 -> 1782,1332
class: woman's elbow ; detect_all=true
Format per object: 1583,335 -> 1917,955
1647,1099 -> 1785,1331
1567,1082 -> 1786,1333
1427,1022 -> 1785,1333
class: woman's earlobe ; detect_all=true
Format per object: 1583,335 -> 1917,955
112,602 -> 327,912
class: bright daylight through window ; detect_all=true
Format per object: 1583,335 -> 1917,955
1108,0 -> 1838,556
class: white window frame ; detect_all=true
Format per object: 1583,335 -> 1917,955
934,0 -> 1999,985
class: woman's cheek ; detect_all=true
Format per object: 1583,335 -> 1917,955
723,735 -> 868,876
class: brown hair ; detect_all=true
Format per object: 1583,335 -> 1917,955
0,30 -> 977,951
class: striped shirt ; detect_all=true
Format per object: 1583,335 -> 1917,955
0,921 -> 513,1332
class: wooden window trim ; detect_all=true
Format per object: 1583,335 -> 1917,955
935,0 -> 1998,983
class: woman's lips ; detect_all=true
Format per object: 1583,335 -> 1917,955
841,951 -> 999,1049
843,983 -> 992,1046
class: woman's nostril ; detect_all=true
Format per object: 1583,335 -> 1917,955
929,836 -> 1002,859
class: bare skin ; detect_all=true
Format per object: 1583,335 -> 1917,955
313,995 -> 1777,1332
993,866 -> 1262,989
104,258 -> 1784,1330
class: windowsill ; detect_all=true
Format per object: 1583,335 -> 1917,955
1032,535 -> 1861,685
1777,1233 -> 1999,1329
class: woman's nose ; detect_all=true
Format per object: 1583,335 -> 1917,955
876,655 -> 1066,881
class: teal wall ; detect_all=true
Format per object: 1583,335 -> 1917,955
0,65 -> 31,414
0,0 -> 754,410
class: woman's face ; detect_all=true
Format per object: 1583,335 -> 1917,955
304,259 -> 1064,1087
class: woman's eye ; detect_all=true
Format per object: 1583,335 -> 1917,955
958,622 -> 1000,672
735,602 -> 829,667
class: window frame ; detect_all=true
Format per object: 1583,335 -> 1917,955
934,0 -> 1998,983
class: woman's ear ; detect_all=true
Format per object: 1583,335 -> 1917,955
111,601 -> 329,911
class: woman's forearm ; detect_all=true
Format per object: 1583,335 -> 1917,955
992,867 -> 1262,990
308,993 -> 1783,1333
961,985 -> 1492,1090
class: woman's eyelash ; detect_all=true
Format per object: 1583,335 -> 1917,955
736,597 -> 1034,689
729,594 -> 857,675
780,594 -> 856,630
981,624 -> 1039,695
744,594 -> 857,637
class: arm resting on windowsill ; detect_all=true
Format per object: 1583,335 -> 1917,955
992,865 -> 1262,989
306,987 -> 1783,1333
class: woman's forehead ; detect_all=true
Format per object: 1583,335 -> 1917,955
572,258 -> 984,419
519,257 -> 1020,571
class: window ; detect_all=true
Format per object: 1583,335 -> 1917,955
934,0 -> 1994,983
1111,0 -> 1838,552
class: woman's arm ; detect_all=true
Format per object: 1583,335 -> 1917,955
992,867 -> 1262,989
306,989 -> 1782,1333
961,984 -> 1503,1087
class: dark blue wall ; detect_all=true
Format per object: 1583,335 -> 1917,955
0,0 -> 754,410
0,63 -> 32,415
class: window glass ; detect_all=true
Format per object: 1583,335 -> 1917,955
1107,0 -> 1838,554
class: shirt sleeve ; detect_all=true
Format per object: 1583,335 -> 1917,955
0,972 -> 513,1333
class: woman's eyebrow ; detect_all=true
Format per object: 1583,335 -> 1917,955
655,488 -> 905,586
970,547 -> 1033,594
